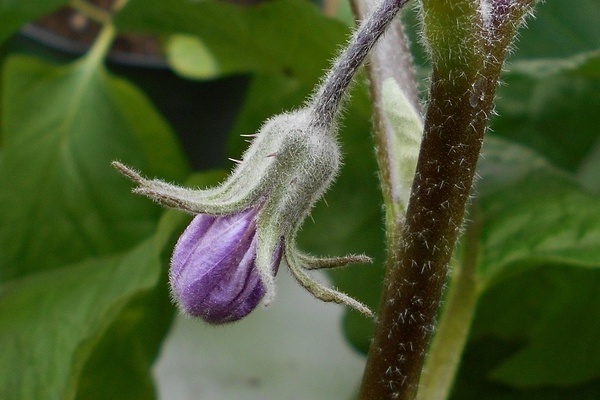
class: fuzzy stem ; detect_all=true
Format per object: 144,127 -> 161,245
358,60 -> 488,400
309,0 -> 409,130
416,216 -> 481,400
349,0 -> 420,222
357,1 -> 536,398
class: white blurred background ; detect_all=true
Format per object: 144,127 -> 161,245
154,270 -> 367,400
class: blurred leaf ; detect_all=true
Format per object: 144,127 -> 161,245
510,0 -> 600,60
0,164 -> 225,399
165,34 -> 220,80
493,1 -> 600,171
115,0 -> 348,84
494,64 -> 600,172
451,137 -> 600,391
0,0 -> 67,44
74,291 -> 170,400
0,234 -> 163,400
473,267 -> 600,387
451,337 -> 600,400
475,137 -> 600,286
0,54 -> 187,281
73,208 -> 192,400
452,5 -> 600,389
507,50 -> 600,79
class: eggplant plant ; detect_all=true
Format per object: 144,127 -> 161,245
1,0 -> 599,399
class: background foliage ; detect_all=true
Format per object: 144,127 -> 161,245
0,0 -> 599,399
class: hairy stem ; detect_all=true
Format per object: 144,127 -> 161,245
309,0 -> 409,130
416,216 -> 481,400
357,1 -> 536,398
349,0 -> 420,220
359,58 -> 488,400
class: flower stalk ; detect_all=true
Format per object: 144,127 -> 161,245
310,0 -> 410,129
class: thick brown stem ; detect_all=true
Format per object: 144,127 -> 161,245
356,2 -> 536,399
359,63 -> 493,399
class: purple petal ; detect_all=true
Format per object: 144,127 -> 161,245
169,207 -> 282,324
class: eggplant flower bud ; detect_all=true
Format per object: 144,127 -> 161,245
113,110 -> 373,321
170,208 -> 282,324
111,0 -> 412,322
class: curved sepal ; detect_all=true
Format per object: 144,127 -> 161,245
285,242 -> 375,319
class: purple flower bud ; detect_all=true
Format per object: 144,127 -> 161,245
170,207 -> 281,324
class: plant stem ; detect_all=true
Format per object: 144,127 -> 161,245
357,1 -> 536,398
348,0 -> 420,221
358,1 -> 486,398
416,217 -> 481,400
85,22 -> 117,66
309,0 -> 409,130
358,59 -> 489,400
70,0 -> 112,24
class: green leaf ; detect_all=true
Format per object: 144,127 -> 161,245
453,136 -> 600,390
73,209 -> 191,400
165,34 -> 220,80
0,54 -> 187,281
0,0 -> 67,44
493,0 -> 600,171
507,50 -> 600,80
494,57 -> 600,171
0,234 -> 164,400
0,167 -> 225,400
475,136 -> 600,286
474,266 -> 600,387
115,0 -> 348,84
511,0 -> 600,60
456,6 -> 600,388
452,337 -> 600,400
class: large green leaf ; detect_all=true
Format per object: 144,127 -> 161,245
448,137 -> 600,392
72,208 -> 192,400
510,0 -> 600,60
506,50 -> 600,79
0,54 -> 187,281
451,337 -> 600,400
473,266 -> 600,388
114,0 -> 347,84
446,3 -> 600,392
0,233 -> 163,400
0,166 -> 223,400
475,137 -> 600,286
492,0 -> 600,170
494,55 -> 600,171
0,0 -> 67,44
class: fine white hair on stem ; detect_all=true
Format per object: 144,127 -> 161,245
309,0 -> 410,131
